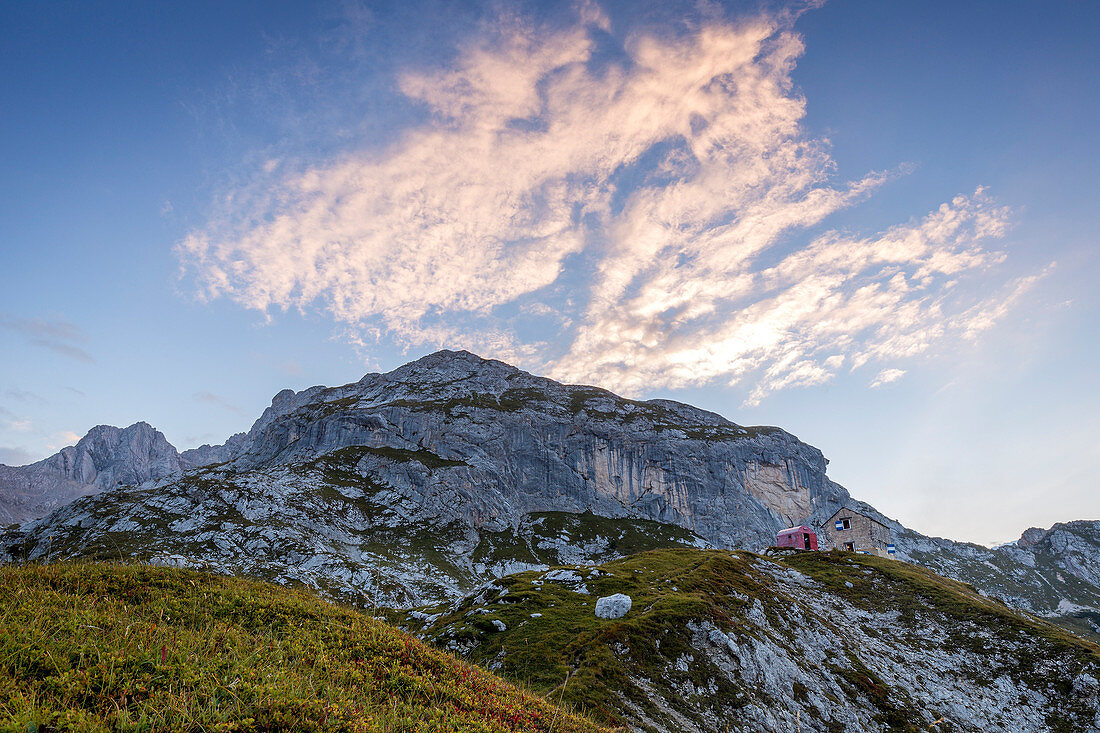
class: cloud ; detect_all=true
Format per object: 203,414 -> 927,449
0,315 -> 94,363
870,368 -> 907,389
0,446 -> 37,466
194,391 -> 246,415
5,389 -> 46,404
0,405 -> 32,433
178,5 -> 1039,403
250,351 -> 304,376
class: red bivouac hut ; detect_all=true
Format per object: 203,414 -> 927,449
777,525 -> 819,551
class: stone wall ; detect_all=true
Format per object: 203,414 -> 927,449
821,508 -> 891,552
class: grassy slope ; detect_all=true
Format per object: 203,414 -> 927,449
405,551 -> 776,724
406,549 -> 1100,730
0,562 -> 612,733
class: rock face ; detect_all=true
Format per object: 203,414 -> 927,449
154,349 -> 845,551
178,432 -> 248,470
0,422 -> 183,525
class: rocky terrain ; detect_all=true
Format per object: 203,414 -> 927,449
395,548 -> 1100,733
1,350 -> 1098,637
0,350 -> 842,604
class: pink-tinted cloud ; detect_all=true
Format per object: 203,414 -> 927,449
178,5 -> 1039,403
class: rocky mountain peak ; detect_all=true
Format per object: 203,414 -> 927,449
1018,526 -> 1048,547
0,421 -> 183,525
378,349 -> 531,395
395,348 -> 501,375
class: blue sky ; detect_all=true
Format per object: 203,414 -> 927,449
2,0 -> 1097,545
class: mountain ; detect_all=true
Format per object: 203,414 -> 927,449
394,548 -> 1100,733
0,350 -> 847,604
0,421 -> 183,525
0,561 -> 609,733
899,519 -> 1100,638
1,350 -> 1098,636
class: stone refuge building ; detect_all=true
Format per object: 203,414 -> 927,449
820,507 -> 894,557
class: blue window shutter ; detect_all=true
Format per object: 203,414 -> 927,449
887,544 -> 896,554
835,520 -> 844,530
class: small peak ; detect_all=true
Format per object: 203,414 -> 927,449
271,388 -> 297,405
390,350 -> 513,377
1017,527 -> 1047,548
80,424 -> 123,441
377,350 -> 529,394
409,349 -> 489,367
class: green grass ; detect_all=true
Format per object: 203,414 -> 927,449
0,562 -> 613,733
315,445 -> 468,471
780,550 -> 1100,656
377,389 -> 548,417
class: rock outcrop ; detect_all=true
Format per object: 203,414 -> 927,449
179,432 -> 248,470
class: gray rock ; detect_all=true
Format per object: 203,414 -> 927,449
208,350 -> 852,550
179,432 -> 248,470
595,593 -> 632,619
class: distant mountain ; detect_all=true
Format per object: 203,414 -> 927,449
0,422 -> 183,524
395,548 -> 1100,732
1,350 -> 1098,639
899,519 -> 1100,638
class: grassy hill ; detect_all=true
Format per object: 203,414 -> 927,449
398,549 -> 1100,732
0,562 -> 612,732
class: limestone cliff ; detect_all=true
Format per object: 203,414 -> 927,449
202,350 -> 848,549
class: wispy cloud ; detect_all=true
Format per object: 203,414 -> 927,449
178,5 -> 1041,403
0,446 -> 37,466
0,405 -> 32,433
0,315 -> 94,363
194,391 -> 246,415
870,368 -> 907,389
5,389 -> 46,404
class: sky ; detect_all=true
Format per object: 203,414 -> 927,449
1,0 -> 1097,546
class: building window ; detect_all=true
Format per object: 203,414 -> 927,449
844,542 -> 855,552
835,517 -> 851,530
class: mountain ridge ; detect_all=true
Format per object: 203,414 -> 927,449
2,349 -> 1098,637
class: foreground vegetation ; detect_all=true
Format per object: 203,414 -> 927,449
0,562 -> 611,732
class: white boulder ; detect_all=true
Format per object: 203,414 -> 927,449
595,593 -> 632,619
